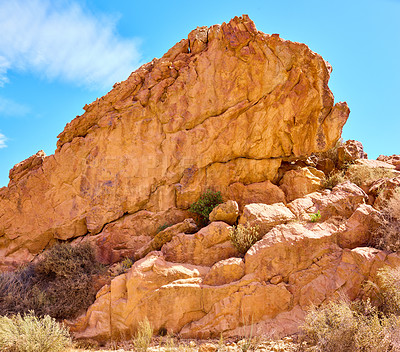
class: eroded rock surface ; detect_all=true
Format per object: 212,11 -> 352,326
0,15 -> 348,268
68,181 -> 400,341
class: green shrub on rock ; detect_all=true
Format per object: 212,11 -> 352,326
189,189 -> 223,225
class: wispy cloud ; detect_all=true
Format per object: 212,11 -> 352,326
0,0 -> 141,89
0,96 -> 30,117
0,132 -> 7,149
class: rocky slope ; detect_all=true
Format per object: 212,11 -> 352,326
3,14 -> 399,344
0,15 -> 348,270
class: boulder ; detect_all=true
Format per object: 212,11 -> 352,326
161,221 -> 240,266
0,15 -> 349,268
337,140 -> 368,168
279,167 -> 325,202
79,209 -> 188,264
287,181 -> 367,222
337,204 -> 381,249
225,181 -> 286,211
209,200 -> 239,225
203,257 -> 245,286
238,202 -> 296,236
377,154 -> 400,168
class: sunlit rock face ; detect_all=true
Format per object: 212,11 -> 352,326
0,15 -> 348,269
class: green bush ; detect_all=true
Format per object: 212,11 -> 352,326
0,242 -> 103,319
229,224 -> 260,254
189,189 -> 223,225
0,312 -> 72,352
309,210 -> 321,223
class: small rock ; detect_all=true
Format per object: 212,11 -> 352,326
209,200 -> 239,225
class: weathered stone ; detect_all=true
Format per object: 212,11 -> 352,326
337,140 -> 368,167
226,181 -> 286,211
238,202 -> 296,236
377,154 -> 400,168
337,204 -> 381,249
203,257 -> 245,286
161,221 -> 240,266
279,167 -> 325,202
209,200 -> 239,225
0,15 -> 349,268
287,181 -> 367,222
79,209 -> 188,264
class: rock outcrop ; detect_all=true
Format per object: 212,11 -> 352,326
69,182 -> 400,341
0,15 -> 349,269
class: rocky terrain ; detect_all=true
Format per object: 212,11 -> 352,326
1,15 -> 399,349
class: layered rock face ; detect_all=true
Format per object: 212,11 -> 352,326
0,15 -> 348,268
69,182 -> 400,341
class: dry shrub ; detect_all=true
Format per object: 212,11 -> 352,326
323,170 -> 346,190
300,299 -> 400,352
0,242 -> 103,319
133,318 -> 153,352
371,188 -> 400,252
0,312 -> 72,352
345,164 -> 397,188
314,138 -> 344,167
229,224 -> 260,254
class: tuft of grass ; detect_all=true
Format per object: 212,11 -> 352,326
323,171 -> 346,190
133,318 -> 153,352
229,224 -> 260,254
189,189 -> 223,225
309,210 -> 321,223
0,311 -> 72,352
157,223 -> 172,233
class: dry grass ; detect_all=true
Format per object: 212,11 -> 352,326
229,224 -> 260,254
0,312 -> 72,352
345,164 -> 397,188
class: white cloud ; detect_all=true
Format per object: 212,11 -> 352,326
0,96 -> 30,117
0,0 -> 141,89
0,132 -> 7,148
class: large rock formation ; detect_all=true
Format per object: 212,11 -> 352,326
0,15 -> 349,269
69,182 -> 400,341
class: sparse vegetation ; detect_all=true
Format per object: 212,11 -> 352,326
133,318 -> 153,352
299,299 -> 400,352
189,189 -> 223,225
0,312 -> 72,352
229,224 -> 260,254
345,164 -> 397,188
0,242 -> 103,319
309,210 -> 321,222
157,223 -> 172,233
323,170 -> 346,190
371,187 -> 400,252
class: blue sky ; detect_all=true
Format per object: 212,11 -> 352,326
0,0 -> 399,187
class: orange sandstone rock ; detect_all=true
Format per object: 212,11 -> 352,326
0,15 -> 348,269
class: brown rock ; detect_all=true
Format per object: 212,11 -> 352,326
0,15 -> 349,268
80,209 -> 188,264
226,181 -> 286,211
209,200 -> 239,225
337,204 -> 381,249
134,218 -> 198,261
203,257 -> 245,286
337,139 -> 368,168
161,221 -> 240,266
287,181 -> 367,221
279,167 -> 325,202
8,150 -> 46,185
377,154 -> 400,167
238,202 -> 296,236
